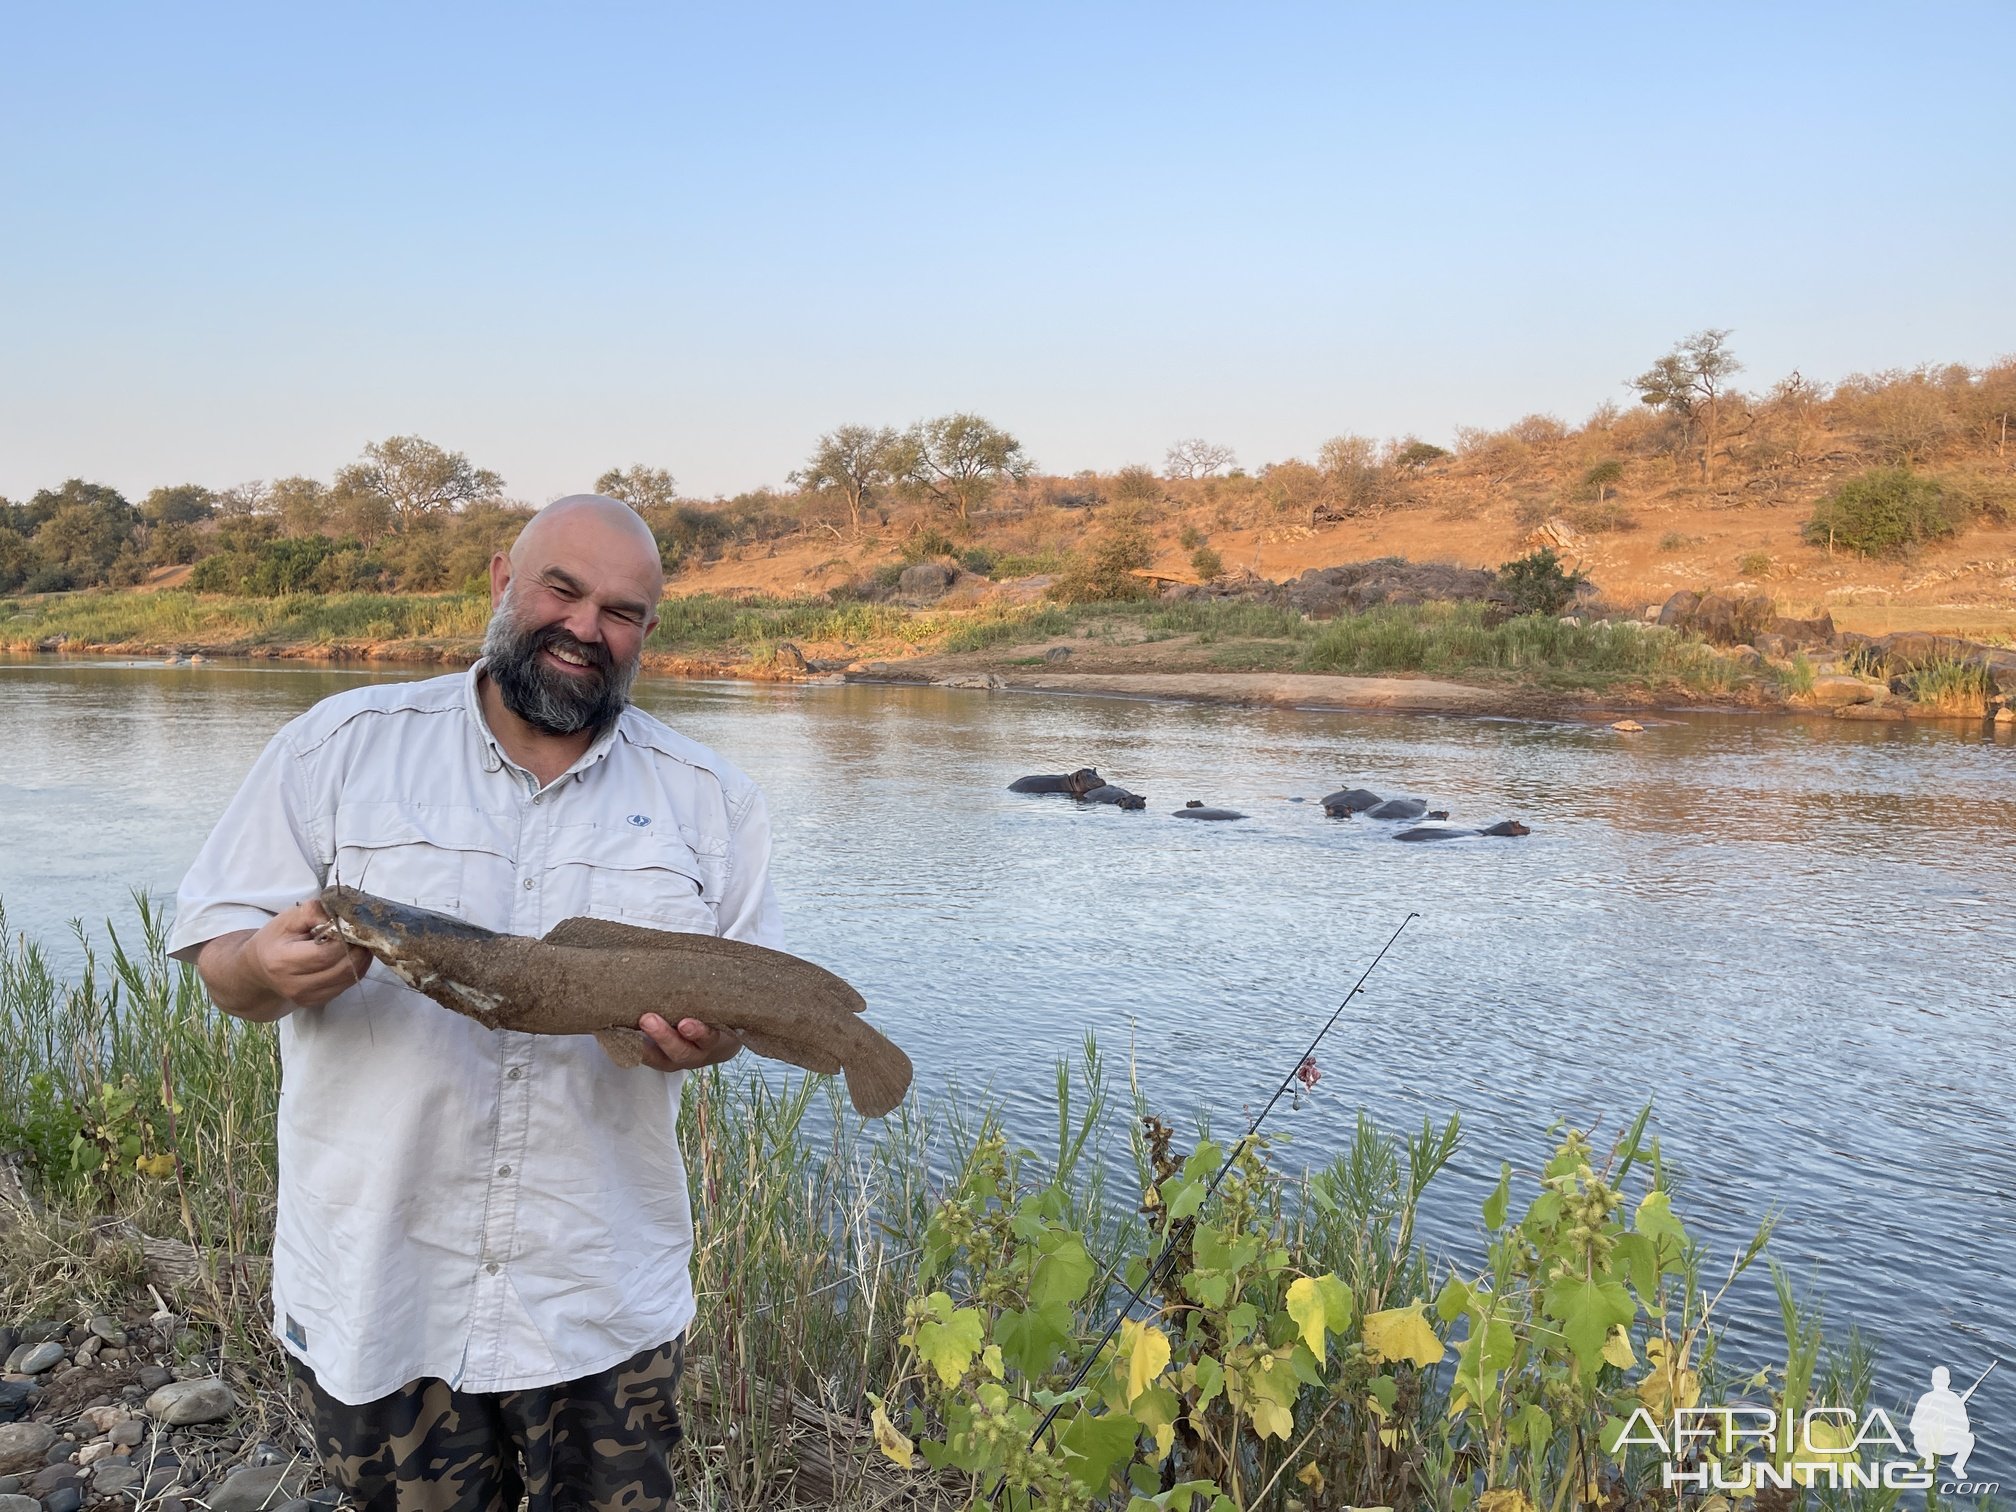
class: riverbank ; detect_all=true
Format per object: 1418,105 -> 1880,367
5,587 -> 2014,724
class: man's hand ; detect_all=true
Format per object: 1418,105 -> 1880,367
636,1014 -> 744,1074
195,900 -> 375,1021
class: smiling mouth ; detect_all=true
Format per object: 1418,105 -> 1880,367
542,645 -> 598,673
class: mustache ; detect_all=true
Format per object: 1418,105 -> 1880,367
530,624 -> 614,676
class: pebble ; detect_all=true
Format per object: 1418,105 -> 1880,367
136,1366 -> 174,1391
77,1440 -> 116,1468
0,1422 -> 56,1474
208,1463 -> 306,1511
0,1383 -> 30,1424
44,1487 -> 84,1512
145,1378 -> 236,1426
27,1460 -> 79,1495
13,1345 -> 63,1377
87,1316 -> 128,1349
0,1476 -> 19,1494
0,1330 -> 14,1362
109,1418 -> 145,1448
93,1460 -> 141,1494
0,1496 -> 39,1512
15,1326 -> 62,1348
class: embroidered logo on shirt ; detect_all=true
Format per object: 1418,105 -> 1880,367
626,814 -> 652,827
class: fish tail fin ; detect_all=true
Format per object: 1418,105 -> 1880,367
594,1027 -> 651,1068
841,1029 -> 914,1119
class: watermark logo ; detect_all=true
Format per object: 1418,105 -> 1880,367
1613,1358 -> 1997,1497
626,813 -> 652,828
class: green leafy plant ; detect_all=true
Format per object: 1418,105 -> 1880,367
1803,467 -> 1962,557
1494,550 -> 1589,617
1189,546 -> 1224,581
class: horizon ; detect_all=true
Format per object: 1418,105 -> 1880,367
4,3 -> 2012,505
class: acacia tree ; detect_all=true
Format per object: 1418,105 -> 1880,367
1631,330 -> 1743,484
907,414 -> 1030,522
1163,438 -> 1237,479
792,425 -> 910,534
593,465 -> 680,512
332,435 -> 503,533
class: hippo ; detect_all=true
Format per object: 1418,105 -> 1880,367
1319,788 -> 1383,816
1009,768 -> 1105,796
1365,798 -> 1429,820
1080,784 -> 1147,810
1174,801 -> 1246,821
1394,821 -> 1531,842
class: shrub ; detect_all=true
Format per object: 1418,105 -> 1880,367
1177,523 -> 1205,551
1111,465 -> 1160,502
1189,545 -> 1224,580
1581,459 -> 1626,497
1052,522 -> 1156,604
1737,551 -> 1773,578
1657,531 -> 1699,551
1803,466 -> 1962,557
899,528 -> 958,563
1494,548 -> 1588,617
956,547 -> 997,577
1393,438 -> 1451,468
1565,501 -> 1639,534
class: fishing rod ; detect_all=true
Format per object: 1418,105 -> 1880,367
993,910 -> 1422,1500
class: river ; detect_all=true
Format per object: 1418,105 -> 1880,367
2,655 -> 2011,1473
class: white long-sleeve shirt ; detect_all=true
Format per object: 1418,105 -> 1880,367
168,662 -> 782,1405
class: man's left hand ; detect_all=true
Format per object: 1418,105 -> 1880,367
637,1014 -> 744,1073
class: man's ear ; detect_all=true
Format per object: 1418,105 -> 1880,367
489,553 -> 511,606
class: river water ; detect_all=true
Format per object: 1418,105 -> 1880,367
2,656 -> 2012,1471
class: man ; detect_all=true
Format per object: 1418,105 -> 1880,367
169,495 -> 775,1510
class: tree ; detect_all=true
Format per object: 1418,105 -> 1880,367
269,476 -> 333,537
28,480 -> 136,588
907,414 -> 1031,522
792,425 -> 910,534
214,480 -> 272,518
1163,438 -> 1236,479
1630,330 -> 1743,484
594,465 -> 680,512
332,435 -> 503,533
140,484 -> 215,524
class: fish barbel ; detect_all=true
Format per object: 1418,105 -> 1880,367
317,884 -> 911,1117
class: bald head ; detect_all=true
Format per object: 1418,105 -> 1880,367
510,494 -> 663,585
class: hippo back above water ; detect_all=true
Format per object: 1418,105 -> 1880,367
1080,784 -> 1147,810
1009,767 -> 1105,796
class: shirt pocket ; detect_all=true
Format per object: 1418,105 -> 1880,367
329,803 -> 514,917
548,824 -> 720,935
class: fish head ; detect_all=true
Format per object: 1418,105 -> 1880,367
318,885 -> 490,983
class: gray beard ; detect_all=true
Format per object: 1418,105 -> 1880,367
480,591 -> 640,738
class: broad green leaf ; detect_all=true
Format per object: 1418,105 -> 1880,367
1541,1274 -> 1635,1372
912,1294 -> 985,1386
1030,1229 -> 1098,1308
1119,1317 -> 1172,1404
1161,1175 -> 1205,1222
1634,1190 -> 1687,1254
1187,1353 -> 1225,1409
1435,1274 -> 1473,1324
996,1302 -> 1074,1379
1482,1161 -> 1511,1228
1285,1273 -> 1355,1360
1612,1231 -> 1657,1301
1363,1304 -> 1446,1367
1059,1408 -> 1140,1493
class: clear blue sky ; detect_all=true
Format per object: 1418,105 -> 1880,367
4,2 -> 2011,505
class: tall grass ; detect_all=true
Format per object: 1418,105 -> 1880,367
1302,601 -> 1747,692
0,589 -> 489,651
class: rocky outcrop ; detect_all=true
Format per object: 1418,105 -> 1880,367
897,562 -> 958,600
1657,591 -> 1835,648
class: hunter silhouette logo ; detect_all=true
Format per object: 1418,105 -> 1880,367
1911,1361 -> 1996,1483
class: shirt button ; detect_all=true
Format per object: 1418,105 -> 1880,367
506,1068 -> 522,1081
532,795 -> 543,805
497,1165 -> 512,1177
485,1262 -> 500,1275
522,878 -> 536,890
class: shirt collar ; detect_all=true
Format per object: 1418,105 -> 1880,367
464,659 -> 624,786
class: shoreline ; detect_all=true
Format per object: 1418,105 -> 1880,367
7,637 -> 2013,727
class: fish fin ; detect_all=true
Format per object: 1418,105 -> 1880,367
841,1027 -> 915,1119
545,915 -> 692,951
734,1028 -> 844,1076
594,1027 -> 651,1068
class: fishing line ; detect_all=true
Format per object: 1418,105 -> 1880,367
993,909 -> 1422,1500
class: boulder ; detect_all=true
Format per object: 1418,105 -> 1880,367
897,562 -> 957,599
1753,631 -> 1790,660
13,1343 -> 63,1375
207,1463 -> 307,1512
0,1422 -> 58,1475
1768,609 -> 1836,646
1806,675 -> 1883,708
1655,590 -> 1700,628
1834,702 -> 1907,722
145,1377 -> 235,1426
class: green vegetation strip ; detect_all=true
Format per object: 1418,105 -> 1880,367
3,900 -> 1891,1509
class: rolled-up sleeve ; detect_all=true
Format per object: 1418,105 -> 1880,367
167,727 -> 326,961
715,783 -> 783,951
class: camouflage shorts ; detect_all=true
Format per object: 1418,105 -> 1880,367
293,1336 -> 684,1512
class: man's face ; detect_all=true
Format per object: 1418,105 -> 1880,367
481,561 -> 655,738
